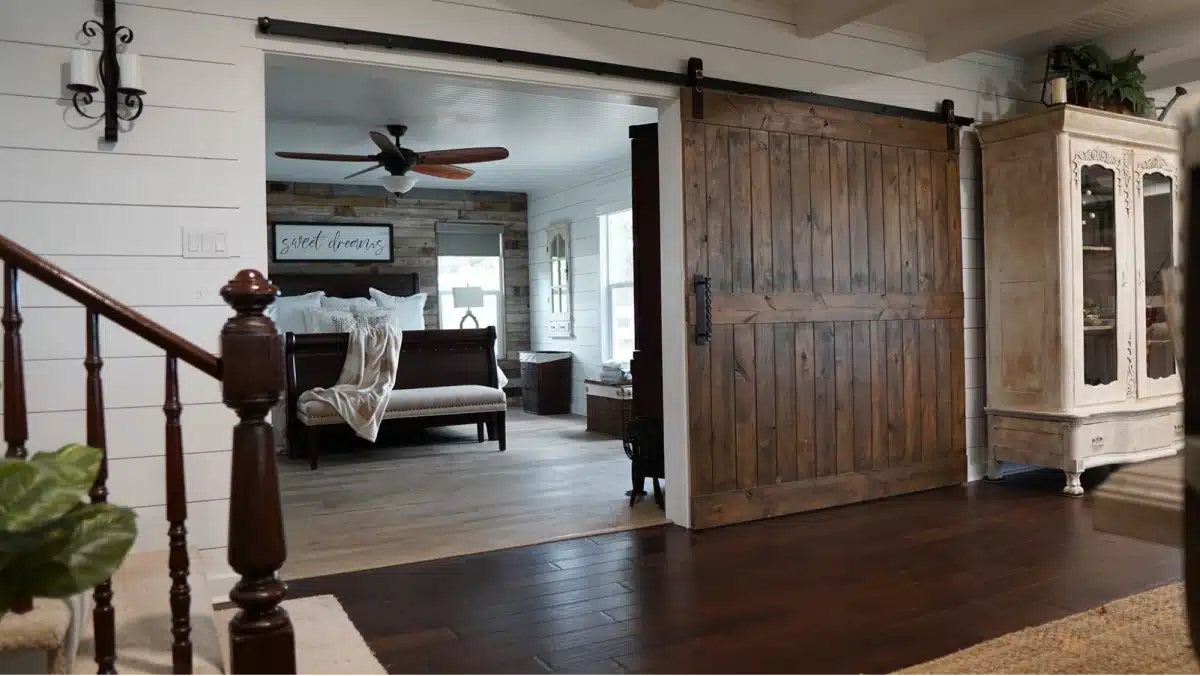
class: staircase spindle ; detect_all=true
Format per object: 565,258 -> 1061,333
86,310 -> 117,674
220,270 -> 295,674
3,263 -> 27,459
164,356 -> 192,674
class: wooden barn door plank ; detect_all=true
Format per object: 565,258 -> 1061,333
704,124 -> 736,495
683,89 -> 964,526
683,121 -> 712,497
771,133 -> 798,485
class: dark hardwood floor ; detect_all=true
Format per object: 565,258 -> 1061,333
285,469 -> 1181,674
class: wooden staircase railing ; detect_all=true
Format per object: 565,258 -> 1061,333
0,233 -> 295,674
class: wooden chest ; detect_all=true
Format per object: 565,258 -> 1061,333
585,380 -> 633,438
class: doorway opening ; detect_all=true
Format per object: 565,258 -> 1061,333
261,54 -> 670,580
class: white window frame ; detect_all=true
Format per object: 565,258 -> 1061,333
599,201 -> 634,363
435,225 -> 506,358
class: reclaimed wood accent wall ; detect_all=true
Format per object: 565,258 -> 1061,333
266,182 -> 530,368
684,91 -> 966,528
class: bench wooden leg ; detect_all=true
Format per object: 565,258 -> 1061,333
477,420 -> 485,443
496,411 -> 506,452
306,425 -> 319,470
485,417 -> 496,442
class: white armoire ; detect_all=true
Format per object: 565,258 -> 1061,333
977,105 -> 1182,496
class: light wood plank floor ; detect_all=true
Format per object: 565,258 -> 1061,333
277,409 -> 668,581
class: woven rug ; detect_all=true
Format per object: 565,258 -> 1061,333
216,595 -> 385,674
898,583 -> 1199,674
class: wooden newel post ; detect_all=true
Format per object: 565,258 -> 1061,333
219,269 -> 295,675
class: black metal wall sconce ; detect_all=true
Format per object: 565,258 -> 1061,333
66,0 -> 145,143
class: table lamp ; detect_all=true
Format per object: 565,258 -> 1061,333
452,286 -> 485,329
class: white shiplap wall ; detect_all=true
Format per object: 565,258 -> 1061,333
0,0 -> 266,597
528,157 -> 633,414
0,0 -> 1023,572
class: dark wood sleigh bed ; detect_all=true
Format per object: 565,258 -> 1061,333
272,272 -> 507,468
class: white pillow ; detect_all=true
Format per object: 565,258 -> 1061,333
369,288 -> 427,331
303,307 -> 355,334
269,291 -> 325,334
303,307 -> 407,335
321,295 -> 378,312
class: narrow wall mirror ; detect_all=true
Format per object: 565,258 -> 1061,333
547,221 -> 572,337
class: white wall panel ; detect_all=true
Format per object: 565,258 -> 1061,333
0,95 -> 239,159
2,403 -> 235,460
133,499 -> 228,552
4,0 -> 241,64
19,256 -> 242,309
445,0 -> 1023,98
16,357 -> 220,413
529,157 -> 632,415
0,41 -> 236,112
17,305 -> 227,360
0,202 -> 246,256
0,148 -> 239,208
108,451 -> 232,508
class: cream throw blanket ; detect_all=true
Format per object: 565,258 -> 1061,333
296,325 -> 402,442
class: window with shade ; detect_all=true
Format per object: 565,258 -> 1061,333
602,209 -> 635,363
436,224 -> 505,356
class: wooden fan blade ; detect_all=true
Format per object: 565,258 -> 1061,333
276,152 -> 378,162
417,147 -> 509,165
344,164 -> 384,180
412,164 -> 474,180
369,131 -> 400,155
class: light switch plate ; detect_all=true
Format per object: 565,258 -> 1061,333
182,227 -> 232,258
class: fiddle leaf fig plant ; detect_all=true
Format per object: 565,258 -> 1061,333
0,444 -> 136,616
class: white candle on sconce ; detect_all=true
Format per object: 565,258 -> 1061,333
117,53 -> 143,94
69,49 -> 97,91
1051,77 -> 1068,105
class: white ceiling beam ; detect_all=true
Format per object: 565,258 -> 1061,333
1143,45 -> 1200,91
792,0 -> 903,39
628,0 -> 667,7
923,0 -> 1111,63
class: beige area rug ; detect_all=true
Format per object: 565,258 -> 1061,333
899,583 -> 1198,674
216,595 -> 384,675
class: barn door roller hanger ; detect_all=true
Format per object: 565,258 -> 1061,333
256,18 -> 974,129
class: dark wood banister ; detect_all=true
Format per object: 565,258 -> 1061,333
0,233 -> 296,673
0,234 -> 220,378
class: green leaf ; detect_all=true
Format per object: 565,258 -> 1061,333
21,504 -> 136,599
0,446 -> 100,533
29,444 -> 101,491
0,522 -> 59,555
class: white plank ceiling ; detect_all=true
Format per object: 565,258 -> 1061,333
265,56 -> 658,194
629,0 -> 1200,92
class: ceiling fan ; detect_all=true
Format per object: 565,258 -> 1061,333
275,124 -> 510,194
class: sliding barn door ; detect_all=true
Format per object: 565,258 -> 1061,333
684,91 -> 966,528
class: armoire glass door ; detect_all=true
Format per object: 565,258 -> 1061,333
1075,142 -> 1132,406
1135,154 -> 1182,398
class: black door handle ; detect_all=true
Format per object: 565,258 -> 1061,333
693,274 -> 712,346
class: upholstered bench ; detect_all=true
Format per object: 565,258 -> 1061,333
296,385 -> 507,463
284,328 -> 508,469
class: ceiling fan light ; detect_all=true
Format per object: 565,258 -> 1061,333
381,174 -> 419,194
